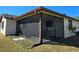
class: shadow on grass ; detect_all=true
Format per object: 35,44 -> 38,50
26,36 -> 79,49
44,36 -> 79,48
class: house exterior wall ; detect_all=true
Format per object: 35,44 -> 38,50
64,18 -> 75,38
0,17 -> 7,35
0,16 -> 16,35
6,19 -> 16,35
0,12 -> 78,40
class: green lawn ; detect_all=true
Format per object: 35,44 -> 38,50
0,33 -> 79,52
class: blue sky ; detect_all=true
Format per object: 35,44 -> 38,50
0,6 -> 79,17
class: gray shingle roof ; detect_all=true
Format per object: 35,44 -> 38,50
2,14 -> 17,19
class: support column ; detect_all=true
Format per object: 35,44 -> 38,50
39,13 -> 43,44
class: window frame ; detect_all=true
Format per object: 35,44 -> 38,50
68,19 -> 72,29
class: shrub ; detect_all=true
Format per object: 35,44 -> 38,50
69,26 -> 77,32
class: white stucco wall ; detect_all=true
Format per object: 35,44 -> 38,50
64,18 -> 75,38
0,17 -> 7,35
6,19 -> 16,35
0,16 -> 16,35
0,23 -> 1,31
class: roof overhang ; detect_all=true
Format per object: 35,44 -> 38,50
16,6 -> 79,21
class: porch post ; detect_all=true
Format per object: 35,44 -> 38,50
39,13 -> 43,44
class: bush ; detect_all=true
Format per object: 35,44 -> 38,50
69,26 -> 77,32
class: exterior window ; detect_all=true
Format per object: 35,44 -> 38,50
46,20 -> 53,27
69,20 -> 72,28
2,22 -> 4,29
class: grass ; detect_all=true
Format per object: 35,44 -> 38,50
1,33 -> 79,52
28,44 -> 79,52
14,40 -> 34,48
0,33 -> 26,52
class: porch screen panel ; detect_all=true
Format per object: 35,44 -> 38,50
42,14 -> 55,37
19,15 -> 39,39
54,16 -> 64,39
